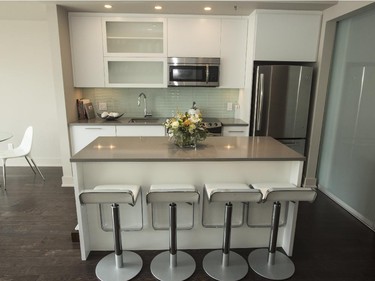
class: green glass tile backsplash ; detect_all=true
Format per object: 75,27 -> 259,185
82,88 -> 239,118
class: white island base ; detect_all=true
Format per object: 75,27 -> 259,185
71,137 -> 304,261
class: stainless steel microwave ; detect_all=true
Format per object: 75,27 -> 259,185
168,57 -> 220,87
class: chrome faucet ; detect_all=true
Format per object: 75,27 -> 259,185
138,92 -> 152,117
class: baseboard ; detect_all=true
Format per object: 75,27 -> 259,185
318,184 -> 375,232
62,176 -> 74,187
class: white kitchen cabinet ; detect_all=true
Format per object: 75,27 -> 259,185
222,126 -> 249,137
70,125 -> 116,155
116,126 -> 166,136
103,18 -> 167,57
69,15 -> 105,87
102,17 -> 167,87
167,18 -> 221,57
104,58 -> 167,88
254,10 -> 322,62
220,19 -> 248,88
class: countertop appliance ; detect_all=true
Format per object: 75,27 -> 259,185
168,57 -> 220,87
250,64 -> 313,155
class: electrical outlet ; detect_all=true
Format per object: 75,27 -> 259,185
227,102 -> 233,111
235,104 -> 240,110
98,102 -> 107,111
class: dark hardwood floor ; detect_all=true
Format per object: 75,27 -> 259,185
0,167 -> 374,280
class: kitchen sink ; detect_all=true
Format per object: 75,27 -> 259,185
128,118 -> 163,124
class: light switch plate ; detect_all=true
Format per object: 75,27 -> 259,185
98,102 -> 107,111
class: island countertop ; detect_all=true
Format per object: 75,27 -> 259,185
70,136 -> 304,162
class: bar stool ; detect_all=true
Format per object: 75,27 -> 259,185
146,184 -> 200,281
79,185 -> 143,281
248,183 -> 317,280
202,183 -> 263,281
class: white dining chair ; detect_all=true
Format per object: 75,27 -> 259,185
0,126 -> 45,189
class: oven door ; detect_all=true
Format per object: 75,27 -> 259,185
206,126 -> 223,136
168,65 -> 219,87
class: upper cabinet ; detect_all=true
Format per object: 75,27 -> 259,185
254,10 -> 322,62
69,15 -> 167,88
220,19 -> 248,88
103,18 -> 167,57
167,17 -> 247,88
102,18 -> 167,87
104,57 -> 167,87
69,12 -> 321,89
167,18 -> 221,57
69,15 -> 105,87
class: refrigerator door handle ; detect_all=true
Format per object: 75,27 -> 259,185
205,64 -> 209,84
256,73 -> 265,131
252,68 -> 260,136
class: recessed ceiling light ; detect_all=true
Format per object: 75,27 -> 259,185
104,4 -> 112,9
155,5 -> 162,10
204,7 -> 212,11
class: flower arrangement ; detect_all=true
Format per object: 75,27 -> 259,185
164,112 -> 207,148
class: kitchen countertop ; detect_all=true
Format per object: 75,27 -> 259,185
70,136 -> 304,162
219,118 -> 249,126
69,117 -> 165,126
69,117 -> 248,126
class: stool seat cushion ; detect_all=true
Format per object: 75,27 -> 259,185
251,183 -> 316,202
147,184 -> 199,203
205,183 -> 263,203
79,184 -> 141,205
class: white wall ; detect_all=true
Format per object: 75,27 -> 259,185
0,10 -> 61,167
46,4 -> 77,186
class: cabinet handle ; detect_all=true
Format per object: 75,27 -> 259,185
228,130 -> 245,133
85,128 -> 103,130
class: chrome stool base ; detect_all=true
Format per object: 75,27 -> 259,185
150,250 -> 196,281
96,251 -> 143,281
203,250 -> 248,281
248,249 -> 295,280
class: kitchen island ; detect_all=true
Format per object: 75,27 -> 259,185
71,136 -> 305,260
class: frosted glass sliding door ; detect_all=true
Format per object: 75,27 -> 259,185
318,7 -> 375,230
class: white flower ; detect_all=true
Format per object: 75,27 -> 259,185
171,120 -> 179,129
189,114 -> 201,124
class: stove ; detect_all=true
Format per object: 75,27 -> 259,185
202,118 -> 222,136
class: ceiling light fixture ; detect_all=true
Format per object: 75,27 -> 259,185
204,7 -> 212,11
104,4 -> 112,9
154,5 -> 162,10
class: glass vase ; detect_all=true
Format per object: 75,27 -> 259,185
173,133 -> 197,148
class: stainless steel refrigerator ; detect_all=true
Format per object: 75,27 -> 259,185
250,64 -> 313,155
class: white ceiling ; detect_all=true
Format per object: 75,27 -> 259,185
0,1 -> 339,20
57,1 -> 338,16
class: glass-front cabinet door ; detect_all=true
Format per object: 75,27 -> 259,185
104,58 -> 167,87
103,18 -> 166,57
